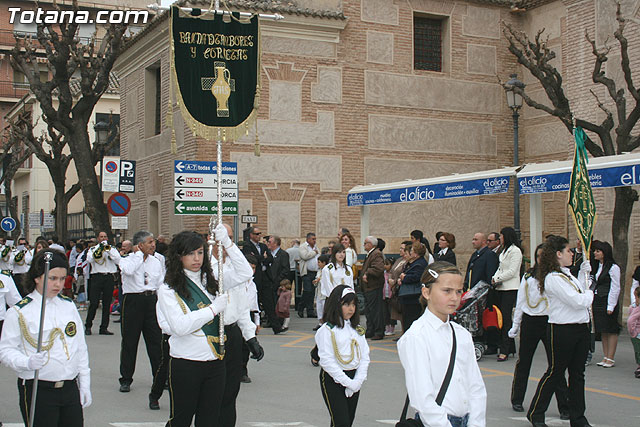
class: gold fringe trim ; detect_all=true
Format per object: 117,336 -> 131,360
18,311 -> 70,360
169,7 -> 261,145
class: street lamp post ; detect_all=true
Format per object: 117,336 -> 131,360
94,120 -> 109,148
505,73 -> 526,239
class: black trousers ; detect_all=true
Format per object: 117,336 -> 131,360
511,314 -> 569,413
527,323 -> 590,426
219,323 -> 243,427
85,273 -> 115,331
496,290 -> 517,355
261,282 -> 282,332
364,287 -> 384,337
320,369 -> 360,427
400,296 -> 423,333
150,333 -> 171,400
119,293 -> 162,386
167,357 -> 226,427
301,272 -> 316,316
18,378 -> 83,427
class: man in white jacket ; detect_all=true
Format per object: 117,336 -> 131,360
298,233 -> 319,318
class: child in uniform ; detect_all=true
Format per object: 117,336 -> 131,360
313,254 -> 331,331
315,284 -> 370,427
398,261 -> 487,427
627,286 -> 640,378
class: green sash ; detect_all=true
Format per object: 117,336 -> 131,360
175,277 -> 226,359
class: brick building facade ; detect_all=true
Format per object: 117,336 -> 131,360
114,0 -> 640,299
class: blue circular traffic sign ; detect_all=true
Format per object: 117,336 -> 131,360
1,217 -> 16,232
105,161 -> 118,173
107,192 -> 131,217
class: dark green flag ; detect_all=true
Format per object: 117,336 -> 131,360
170,6 -> 260,141
568,127 -> 596,257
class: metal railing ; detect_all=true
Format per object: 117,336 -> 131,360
67,210 -> 94,240
0,80 -> 30,99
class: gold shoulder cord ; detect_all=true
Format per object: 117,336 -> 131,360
18,312 -> 70,360
559,273 -> 582,294
525,280 -> 548,310
330,329 -> 360,367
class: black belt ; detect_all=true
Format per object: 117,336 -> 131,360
128,290 -> 156,296
224,322 -> 238,330
22,377 -> 77,389
92,272 -> 115,276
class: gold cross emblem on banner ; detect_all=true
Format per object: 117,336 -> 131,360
201,61 -> 235,117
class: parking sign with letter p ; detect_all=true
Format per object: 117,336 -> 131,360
119,160 -> 136,192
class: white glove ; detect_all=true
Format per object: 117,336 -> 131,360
210,294 -> 228,316
27,352 -> 47,370
508,325 -> 519,339
214,224 -> 232,248
79,386 -> 92,408
345,387 -> 355,398
580,259 -> 592,274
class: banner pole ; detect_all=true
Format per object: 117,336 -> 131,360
28,251 -> 53,427
217,135 -> 225,354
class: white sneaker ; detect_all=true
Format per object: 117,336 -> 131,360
384,330 -> 393,336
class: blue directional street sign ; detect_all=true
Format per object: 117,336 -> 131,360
1,217 -> 16,232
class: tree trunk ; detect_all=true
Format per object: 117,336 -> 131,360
53,180 -> 68,243
68,125 -> 112,240
3,183 -> 21,240
612,187 -> 637,316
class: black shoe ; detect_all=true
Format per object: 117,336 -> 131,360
274,327 -> 287,335
307,312 -> 316,318
297,310 -> 305,318
148,394 -> 159,410
85,328 -> 92,336
512,403 -> 525,412
313,324 -> 321,331
240,375 -> 252,383
119,383 -> 131,393
371,335 -> 384,340
114,318 -> 121,323
99,329 -> 114,335
559,412 -> 570,420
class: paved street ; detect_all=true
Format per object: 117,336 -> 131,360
1,309 -> 639,426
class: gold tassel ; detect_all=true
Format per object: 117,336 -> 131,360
254,116 -> 260,156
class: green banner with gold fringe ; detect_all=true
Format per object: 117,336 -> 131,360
170,6 -> 260,141
568,126 -> 597,257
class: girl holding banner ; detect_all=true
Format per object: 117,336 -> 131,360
157,226 -> 239,427
0,250 -> 91,427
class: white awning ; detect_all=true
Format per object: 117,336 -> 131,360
347,166 -> 519,207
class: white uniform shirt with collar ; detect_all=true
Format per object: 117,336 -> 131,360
0,274 -> 22,321
156,269 -> 221,361
595,263 -> 621,312
315,319 -> 370,391
10,248 -> 33,275
0,291 -> 90,385
211,246 -> 256,341
119,251 -> 163,294
397,309 -> 487,427
512,275 -> 549,330
544,264 -> 593,324
319,263 -> 354,299
87,244 -> 121,273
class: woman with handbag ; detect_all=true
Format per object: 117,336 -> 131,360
397,261 -> 486,427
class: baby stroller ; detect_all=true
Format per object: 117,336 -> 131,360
452,280 -> 491,361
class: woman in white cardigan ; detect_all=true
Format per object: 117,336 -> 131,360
492,226 -> 523,361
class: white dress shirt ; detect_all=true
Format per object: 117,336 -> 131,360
211,248 -> 256,341
119,251 -> 163,294
0,273 -> 22,321
398,309 -> 487,427
315,320 -> 370,390
0,291 -> 90,385
286,245 -> 300,271
10,248 -> 33,274
156,269 -> 221,361
87,244 -> 121,273
544,265 -> 593,324
154,252 -> 166,279
319,263 -> 354,298
512,275 -> 549,330
595,263 -> 621,312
